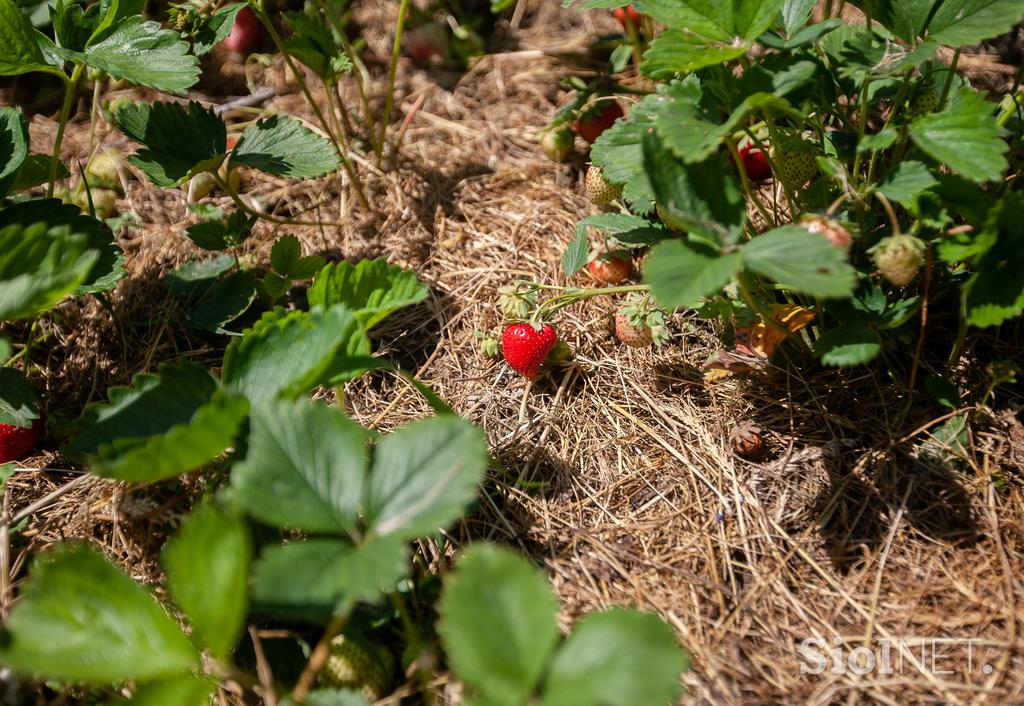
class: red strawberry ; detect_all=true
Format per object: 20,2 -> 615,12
0,419 -> 42,463
223,6 -> 261,54
739,143 -> 771,182
586,252 -> 632,284
613,5 -> 641,29
502,323 -> 557,379
572,101 -> 624,145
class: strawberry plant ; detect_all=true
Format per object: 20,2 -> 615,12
551,0 -> 1024,386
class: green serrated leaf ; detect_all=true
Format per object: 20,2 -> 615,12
263,271 -> 291,300
540,609 -> 689,706
779,0 -> 817,35
963,193 -> 1024,327
643,131 -> 746,247
233,115 -> 340,179
74,17 -> 199,92
222,305 -> 370,405
644,240 -> 742,309
640,30 -> 750,79
192,3 -> 245,56
87,0 -> 144,46
742,226 -> 856,298
0,107 -> 29,199
64,362 -> 250,482
283,9 -> 346,81
228,397 -> 368,534
928,0 -> 1024,48
438,544 -> 560,702
162,503 -> 250,660
0,368 -> 37,427
908,87 -> 1008,183
251,536 -> 407,619
364,416 -> 488,540
924,374 -> 961,408
562,224 -> 589,277
857,128 -> 898,153
0,220 -> 99,321
590,93 -> 662,214
0,544 -> 198,683
814,324 -> 881,366
115,101 -> 226,187
11,154 -> 69,191
877,160 -> 938,208
0,0 -> 62,76
307,259 -> 428,330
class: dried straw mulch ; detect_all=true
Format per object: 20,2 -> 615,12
4,1 -> 1024,704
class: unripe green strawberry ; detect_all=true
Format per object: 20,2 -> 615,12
85,149 -> 124,192
322,634 -> 394,702
585,165 -> 622,205
772,137 -> 819,187
872,234 -> 925,286
540,127 -> 574,162
904,86 -> 938,120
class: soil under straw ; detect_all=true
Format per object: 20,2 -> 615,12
4,1 -> 1024,704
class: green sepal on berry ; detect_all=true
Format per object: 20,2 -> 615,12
614,294 -> 669,348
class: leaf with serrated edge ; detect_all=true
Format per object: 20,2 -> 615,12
645,240 -> 743,309
364,416 -> 488,540
227,397 -> 367,535
79,17 -> 199,93
307,260 -> 428,329
64,362 -> 249,482
233,115 -> 340,179
221,305 -> 369,405
438,545 -> 560,702
0,368 -> 37,427
251,536 -> 407,617
162,503 -> 251,659
742,226 -> 856,298
814,325 -> 882,366
0,544 -> 198,683
908,88 -> 1008,183
115,101 -> 225,187
540,609 -> 688,706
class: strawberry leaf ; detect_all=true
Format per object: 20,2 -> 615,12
64,362 -> 250,482
110,677 -> 215,706
307,259 -> 429,329
77,17 -> 199,93
877,160 -> 937,209
927,0 -> 1024,48
363,416 -> 488,541
227,397 -> 369,534
0,107 -> 29,200
221,305 -> 371,406
742,225 -> 857,298
114,101 -> 226,187
908,88 -> 1008,183
590,93 -> 662,215
0,544 -> 199,683
0,368 -> 38,428
251,536 -> 407,619
271,234 -> 325,279
161,503 -> 251,660
540,610 -> 689,706
645,240 -> 743,308
438,545 -> 560,702
232,115 -> 340,179
814,324 -> 882,366
0,0 -> 63,77
192,3 -> 246,56
963,193 -> 1024,327
640,29 -> 750,78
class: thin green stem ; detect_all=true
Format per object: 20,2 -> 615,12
377,0 -> 410,165
87,74 -> 102,155
212,172 -> 344,228
850,77 -> 872,185
535,284 -> 649,320
48,64 -> 84,199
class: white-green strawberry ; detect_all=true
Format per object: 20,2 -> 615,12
585,165 -> 622,205
321,634 -> 394,702
772,137 -> 819,188
872,234 -> 925,286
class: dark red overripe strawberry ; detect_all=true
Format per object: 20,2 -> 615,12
573,101 -> 624,144
404,22 -> 449,63
613,5 -> 641,29
223,6 -> 261,54
0,419 -> 42,463
586,251 -> 632,284
739,143 -> 771,182
502,323 -> 557,379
